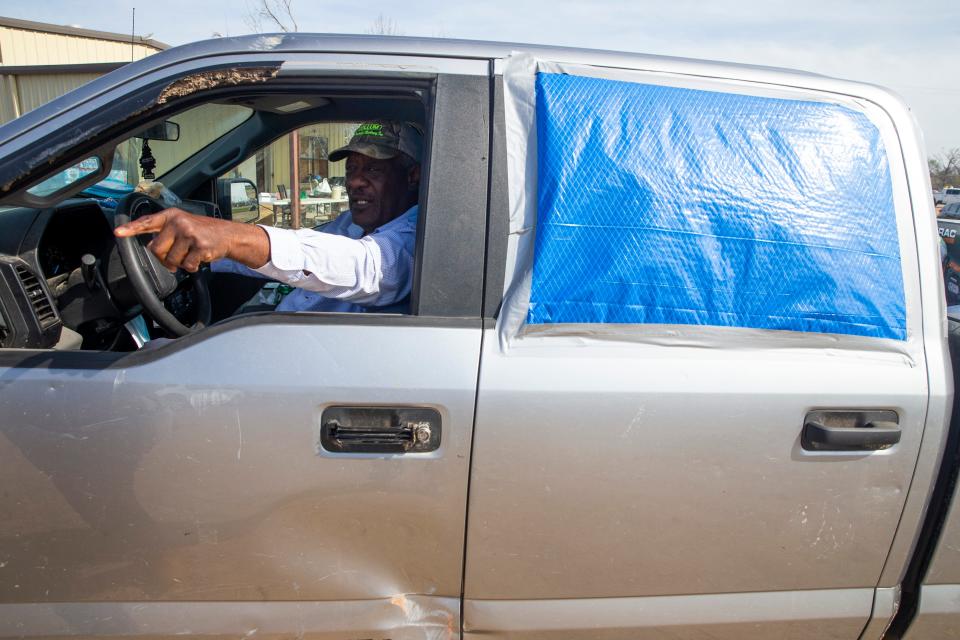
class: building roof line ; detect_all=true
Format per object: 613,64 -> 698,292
0,62 -> 127,75
0,16 -> 168,51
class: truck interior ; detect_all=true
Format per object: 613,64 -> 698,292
0,83 -> 430,352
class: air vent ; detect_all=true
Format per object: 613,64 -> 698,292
14,264 -> 57,328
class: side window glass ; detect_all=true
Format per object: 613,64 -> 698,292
219,122 -> 357,229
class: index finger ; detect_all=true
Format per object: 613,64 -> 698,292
114,212 -> 169,238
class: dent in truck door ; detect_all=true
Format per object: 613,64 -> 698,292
0,53 -> 490,639
464,58 -> 928,639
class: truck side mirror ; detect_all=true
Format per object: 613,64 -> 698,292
216,178 -> 260,223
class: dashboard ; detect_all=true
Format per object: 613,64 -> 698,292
0,198 -> 203,351
38,201 -> 117,278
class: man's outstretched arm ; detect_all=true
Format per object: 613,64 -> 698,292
114,208 -> 271,272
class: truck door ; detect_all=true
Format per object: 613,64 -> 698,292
464,56 -> 943,639
0,49 -> 490,639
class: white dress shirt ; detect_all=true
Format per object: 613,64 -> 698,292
212,205 -> 417,313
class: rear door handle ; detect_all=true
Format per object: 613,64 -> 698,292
802,410 -> 901,451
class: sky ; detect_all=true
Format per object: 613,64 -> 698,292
2,0 -> 958,156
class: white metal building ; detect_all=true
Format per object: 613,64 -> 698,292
0,16 -> 167,124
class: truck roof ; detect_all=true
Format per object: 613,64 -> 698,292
0,33 -> 917,171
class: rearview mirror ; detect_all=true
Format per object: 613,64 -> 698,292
135,121 -> 180,142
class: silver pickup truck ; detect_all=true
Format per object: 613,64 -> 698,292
0,35 -> 957,640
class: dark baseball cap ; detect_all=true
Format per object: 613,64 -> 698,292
328,120 -> 423,163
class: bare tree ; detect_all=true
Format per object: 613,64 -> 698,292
245,0 -> 299,33
366,13 -> 404,36
930,148 -> 960,191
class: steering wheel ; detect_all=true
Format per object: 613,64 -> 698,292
113,193 -> 211,337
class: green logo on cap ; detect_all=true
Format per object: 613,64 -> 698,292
354,123 -> 385,138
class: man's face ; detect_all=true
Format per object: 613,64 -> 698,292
345,152 -> 419,234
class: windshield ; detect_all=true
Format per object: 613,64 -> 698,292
27,156 -> 103,197
22,103 -> 254,203
88,103 -> 253,197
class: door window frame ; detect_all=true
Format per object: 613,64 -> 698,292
0,55 -> 491,368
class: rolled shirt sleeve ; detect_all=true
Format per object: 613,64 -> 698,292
251,206 -> 417,308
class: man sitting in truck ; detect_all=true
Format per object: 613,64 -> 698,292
114,120 -> 422,314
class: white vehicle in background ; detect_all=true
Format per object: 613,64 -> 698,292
935,187 -> 960,205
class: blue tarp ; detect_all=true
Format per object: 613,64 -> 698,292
528,72 -> 906,340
